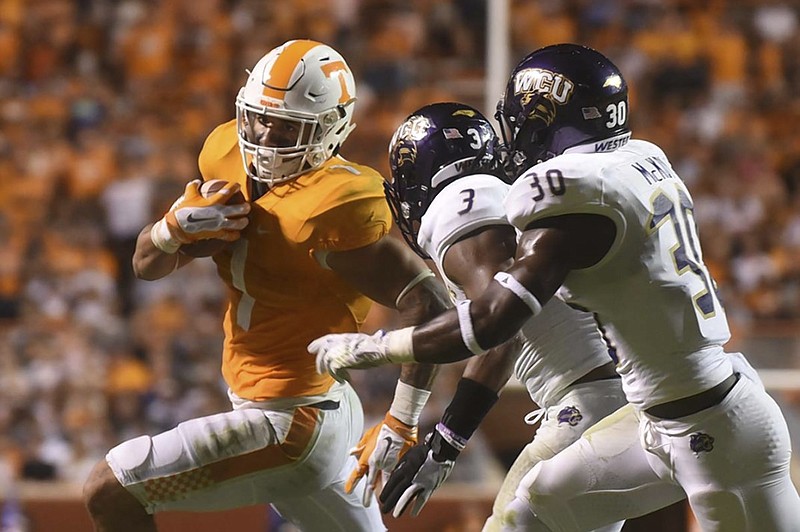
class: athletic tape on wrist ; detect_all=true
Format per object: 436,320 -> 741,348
384,327 -> 417,363
493,272 -> 543,315
456,300 -> 486,355
395,270 -> 436,308
389,380 -> 431,426
150,218 -> 180,254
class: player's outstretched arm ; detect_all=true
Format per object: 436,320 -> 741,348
412,215 -> 615,361
442,224 -> 519,390
324,235 -> 451,504
310,215 -> 615,372
377,225 -> 520,517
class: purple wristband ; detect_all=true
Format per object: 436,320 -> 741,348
435,422 -> 468,452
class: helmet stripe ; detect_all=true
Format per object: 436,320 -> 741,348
261,39 -> 320,102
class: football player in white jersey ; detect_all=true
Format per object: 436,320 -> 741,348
372,102 -> 626,532
310,44 -> 800,531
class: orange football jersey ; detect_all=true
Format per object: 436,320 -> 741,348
198,120 -> 392,400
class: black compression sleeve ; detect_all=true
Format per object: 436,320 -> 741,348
441,377 -> 499,437
431,377 -> 499,461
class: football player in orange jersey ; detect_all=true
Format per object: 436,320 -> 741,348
82,40 -> 449,532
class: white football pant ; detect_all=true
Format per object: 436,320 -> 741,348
106,381 -> 385,531
501,375 -> 800,531
484,378 -> 627,532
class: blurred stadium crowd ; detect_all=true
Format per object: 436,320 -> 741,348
1,0 -> 800,500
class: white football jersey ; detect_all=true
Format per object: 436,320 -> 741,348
417,173 -> 614,407
505,139 -> 733,409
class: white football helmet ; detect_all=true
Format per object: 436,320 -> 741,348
236,40 -> 357,186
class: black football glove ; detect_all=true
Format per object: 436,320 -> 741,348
379,430 -> 456,518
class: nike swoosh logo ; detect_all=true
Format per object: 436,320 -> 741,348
380,436 -> 393,463
186,213 -> 215,223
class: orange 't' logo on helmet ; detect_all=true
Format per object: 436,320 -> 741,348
321,61 -> 352,104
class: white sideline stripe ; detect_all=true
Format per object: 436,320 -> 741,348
757,369 -> 800,391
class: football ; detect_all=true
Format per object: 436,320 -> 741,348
178,180 -> 248,258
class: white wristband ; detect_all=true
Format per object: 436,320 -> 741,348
456,300 -> 486,355
384,327 -> 416,364
150,218 -> 181,254
493,272 -> 543,315
389,380 -> 432,426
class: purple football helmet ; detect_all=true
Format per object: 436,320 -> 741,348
497,43 -> 630,177
386,102 -> 501,258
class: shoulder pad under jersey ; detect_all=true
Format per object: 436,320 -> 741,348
198,119 -> 240,182
418,173 -> 510,262
283,158 -> 393,252
504,152 -> 628,236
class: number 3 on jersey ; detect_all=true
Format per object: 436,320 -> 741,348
458,188 -> 475,214
647,185 -> 719,318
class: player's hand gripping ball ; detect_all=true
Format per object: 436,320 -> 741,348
179,180 -> 248,257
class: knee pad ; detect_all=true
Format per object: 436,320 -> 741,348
513,462 -> 581,532
498,496 -> 551,532
109,435 -> 153,472
516,461 -> 550,501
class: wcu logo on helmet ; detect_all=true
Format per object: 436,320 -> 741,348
497,43 -> 631,178
514,68 -> 575,108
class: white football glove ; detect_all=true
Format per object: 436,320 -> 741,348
379,444 -> 455,518
308,328 -> 416,382
345,412 -> 418,506
151,180 -> 250,253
